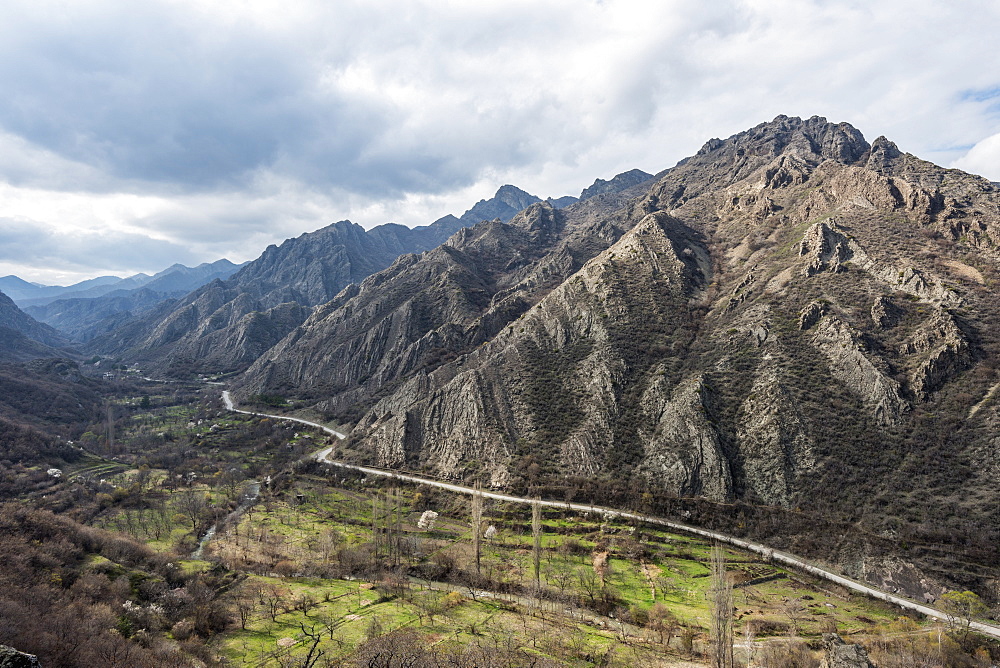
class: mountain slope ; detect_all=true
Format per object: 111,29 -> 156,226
0,290 -> 69,361
236,115 -> 1000,591
237,177 -> 657,419
87,215 -> 468,375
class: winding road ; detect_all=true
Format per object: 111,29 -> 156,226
221,390 -> 347,439
220,390 -> 1000,640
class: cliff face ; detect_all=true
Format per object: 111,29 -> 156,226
237,116 -> 1000,588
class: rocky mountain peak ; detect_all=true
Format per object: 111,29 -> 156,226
460,185 -> 542,224
865,135 -> 904,172
697,115 -> 870,166
494,184 -> 540,211
579,168 -> 654,200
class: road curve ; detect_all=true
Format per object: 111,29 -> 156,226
222,391 -> 1000,640
221,390 -> 347,439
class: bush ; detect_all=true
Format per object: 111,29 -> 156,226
171,619 -> 195,641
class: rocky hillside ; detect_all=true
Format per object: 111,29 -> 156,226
87,215 -> 467,375
90,176 -> 648,377
237,116 -> 1000,592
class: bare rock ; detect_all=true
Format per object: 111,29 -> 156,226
811,315 -> 908,425
870,295 -> 900,329
902,309 -> 972,399
799,221 -> 851,276
0,645 -> 41,668
799,219 -> 960,304
737,361 -> 815,506
819,633 -> 874,668
640,375 -> 732,501
799,300 -> 827,330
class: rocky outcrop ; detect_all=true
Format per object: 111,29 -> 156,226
902,309 -> 972,399
799,220 -> 851,276
0,645 -> 41,668
870,295 -> 900,329
798,300 -> 827,330
736,361 -> 815,506
811,314 -> 908,426
819,634 -> 874,668
640,376 -> 732,501
798,219 -> 960,304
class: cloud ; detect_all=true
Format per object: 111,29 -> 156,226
1,0 -> 1000,283
952,133 -> 1000,182
0,215 -> 200,285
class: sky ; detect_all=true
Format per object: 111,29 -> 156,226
1,0 -> 999,285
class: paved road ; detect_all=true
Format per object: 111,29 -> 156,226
221,391 -> 1000,641
221,390 -> 347,439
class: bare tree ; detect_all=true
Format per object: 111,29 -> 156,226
177,490 -> 209,534
472,482 -> 483,576
710,543 -> 734,668
647,602 -> 678,645
531,498 -> 542,590
232,580 -> 263,630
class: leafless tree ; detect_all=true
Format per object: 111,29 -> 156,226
472,482 -> 483,575
710,543 -> 734,668
531,498 -> 542,590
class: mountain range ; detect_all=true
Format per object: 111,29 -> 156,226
230,115 -> 997,591
5,116 -> 999,593
16,259 -> 246,342
82,174 -> 651,376
0,290 -> 69,362
4,258 -> 244,308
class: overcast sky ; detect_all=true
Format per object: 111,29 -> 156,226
1,0 -> 999,285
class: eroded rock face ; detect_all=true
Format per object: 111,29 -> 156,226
800,221 -> 851,276
870,295 -> 900,329
640,375 -> 732,501
799,300 -> 827,330
902,309 -> 972,399
798,219 -> 960,305
811,315 -> 909,426
736,361 -> 815,506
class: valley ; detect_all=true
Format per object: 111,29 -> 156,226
5,380 -> 988,667
2,115 -> 1000,666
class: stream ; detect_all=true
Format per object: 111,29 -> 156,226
191,480 -> 260,559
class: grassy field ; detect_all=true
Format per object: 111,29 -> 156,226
197,476 -> 922,666
82,391 -> 982,666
